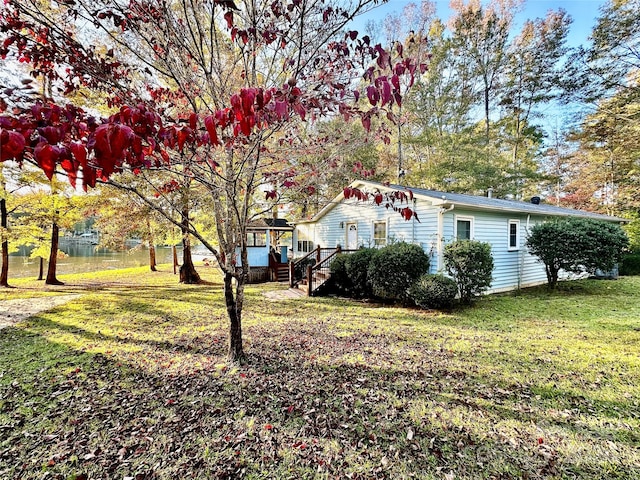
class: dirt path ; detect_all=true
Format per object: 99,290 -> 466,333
0,294 -> 81,330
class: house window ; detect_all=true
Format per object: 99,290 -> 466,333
455,216 -> 473,240
297,240 -> 314,253
246,231 -> 266,247
508,220 -> 520,250
373,221 -> 387,246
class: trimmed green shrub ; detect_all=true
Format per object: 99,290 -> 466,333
329,253 -> 352,293
368,242 -> 430,302
620,253 -> 640,276
409,274 -> 458,309
444,240 -> 494,304
344,248 -> 376,298
526,217 -> 629,288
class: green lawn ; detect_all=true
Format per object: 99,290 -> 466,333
1,266 -> 639,479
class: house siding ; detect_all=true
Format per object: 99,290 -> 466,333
296,181 -> 623,294
442,208 -> 549,292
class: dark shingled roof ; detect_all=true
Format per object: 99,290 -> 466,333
247,218 -> 294,230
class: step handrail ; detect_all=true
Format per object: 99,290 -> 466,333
306,247 -> 359,296
289,246 -> 335,287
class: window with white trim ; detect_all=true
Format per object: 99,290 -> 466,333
508,219 -> 520,250
455,216 -> 474,240
247,231 -> 267,247
373,221 -> 387,246
297,240 -> 314,253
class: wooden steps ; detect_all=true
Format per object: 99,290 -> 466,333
275,265 -> 289,282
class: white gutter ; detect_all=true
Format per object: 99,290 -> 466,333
437,204 -> 454,271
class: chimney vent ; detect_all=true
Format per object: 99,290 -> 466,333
530,196 -> 541,205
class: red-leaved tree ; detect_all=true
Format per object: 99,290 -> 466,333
0,0 -> 426,362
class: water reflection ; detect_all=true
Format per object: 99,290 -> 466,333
9,241 -> 185,279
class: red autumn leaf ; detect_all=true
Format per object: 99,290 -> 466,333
361,115 -> 371,132
264,424 -> 273,430
391,74 -> 400,91
83,165 -> 97,190
34,142 -> 58,180
239,117 -> 252,136
40,125 -> 62,144
380,79 -> 391,106
375,44 -> 390,69
366,85 -> 379,106
224,11 -> 233,29
176,127 -> 190,150
274,100 -> 288,119
374,193 -> 383,205
0,130 -> 26,161
394,91 -> 402,107
293,103 -> 306,121
89,123 -> 134,175
189,112 -> 197,130
70,141 -> 87,166
241,88 -> 256,115
204,115 -> 219,145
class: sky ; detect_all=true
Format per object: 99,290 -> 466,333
355,0 -> 607,48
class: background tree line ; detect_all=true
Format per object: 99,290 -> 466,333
286,0 -> 640,249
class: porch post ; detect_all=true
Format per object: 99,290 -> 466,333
289,260 -> 295,288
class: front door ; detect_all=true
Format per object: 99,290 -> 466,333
346,222 -> 358,250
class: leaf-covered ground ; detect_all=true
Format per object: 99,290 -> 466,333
1,267 -> 639,479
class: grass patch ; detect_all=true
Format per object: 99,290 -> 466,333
1,268 -> 639,479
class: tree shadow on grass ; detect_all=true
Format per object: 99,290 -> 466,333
1,313 -> 638,480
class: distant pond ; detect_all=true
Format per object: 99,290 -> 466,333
9,240 -> 185,279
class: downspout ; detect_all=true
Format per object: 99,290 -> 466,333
411,198 -> 416,244
437,204 -> 454,272
519,214 -> 530,290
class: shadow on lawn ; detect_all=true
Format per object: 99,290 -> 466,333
1,315 -> 638,479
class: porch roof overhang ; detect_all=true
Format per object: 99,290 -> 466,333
247,218 -> 295,231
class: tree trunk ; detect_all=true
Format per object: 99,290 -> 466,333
0,198 -> 9,287
172,245 -> 178,274
146,217 -> 157,272
46,221 -> 64,285
179,206 -> 200,284
224,271 -> 245,363
546,265 -> 559,290
149,244 -> 157,272
37,257 -> 44,281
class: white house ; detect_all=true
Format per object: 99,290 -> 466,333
292,180 -> 625,293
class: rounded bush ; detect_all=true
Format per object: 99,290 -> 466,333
330,253 -> 352,294
620,253 -> 640,276
409,274 -> 458,309
344,248 -> 376,298
368,242 -> 430,302
444,240 -> 493,304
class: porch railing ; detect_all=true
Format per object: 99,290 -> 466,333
289,246 -> 358,296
